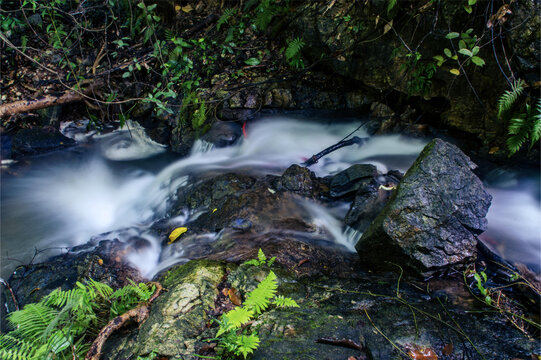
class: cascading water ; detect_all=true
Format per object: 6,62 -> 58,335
1,117 -> 539,278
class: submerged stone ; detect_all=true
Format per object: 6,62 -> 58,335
329,164 -> 377,198
355,138 -> 492,275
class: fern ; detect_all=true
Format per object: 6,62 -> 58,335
215,252 -> 300,358
506,101 -> 541,154
254,0 -> 278,31
273,295 -> 299,308
243,271 -> 278,314
0,279 -> 155,360
498,79 -> 525,118
236,333 -> 260,359
285,37 -> 305,69
217,8 -> 237,30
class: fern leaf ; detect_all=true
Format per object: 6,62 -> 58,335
285,37 -> 304,60
224,307 -> 254,329
507,116 -> 525,135
273,295 -> 299,308
243,271 -> 277,314
531,99 -> 541,145
164,28 -> 175,41
507,116 -> 530,154
498,79 -> 525,118
217,8 -> 237,30
257,249 -> 267,263
8,303 -> 58,340
235,333 -> 260,359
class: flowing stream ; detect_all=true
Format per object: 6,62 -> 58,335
1,117 -> 539,278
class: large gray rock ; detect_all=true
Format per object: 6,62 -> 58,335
355,139 -> 492,275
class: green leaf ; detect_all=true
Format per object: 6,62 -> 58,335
449,68 -> 460,76
464,5 -> 472,13
235,333 -> 260,359
458,40 -> 467,50
468,0 -> 477,6
387,0 -> 397,15
244,57 -> 261,66
471,56 -> 485,66
244,271 -> 278,314
458,48 -> 473,57
471,46 -> 480,56
224,307 -> 254,329
444,48 -> 452,58
445,32 -> 459,39
433,55 -> 445,66
257,249 -> 267,263
122,72 -> 131,78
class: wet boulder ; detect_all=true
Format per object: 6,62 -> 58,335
11,127 -> 75,157
329,164 -> 377,198
344,171 -> 402,232
355,139 -> 492,275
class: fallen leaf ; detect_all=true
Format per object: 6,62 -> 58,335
97,258 -> 104,266
407,345 -> 438,360
488,147 -> 499,155
298,259 -> 310,267
442,343 -> 453,356
181,5 -> 193,13
228,288 -> 242,306
168,227 -> 188,244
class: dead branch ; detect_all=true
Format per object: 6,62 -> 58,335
84,282 -> 164,360
0,278 -> 19,311
302,136 -> 369,167
0,82 -> 101,118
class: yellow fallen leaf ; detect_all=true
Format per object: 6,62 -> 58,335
449,68 -> 460,76
175,5 -> 181,12
212,208 -> 217,213
168,227 -> 188,244
181,5 -> 193,13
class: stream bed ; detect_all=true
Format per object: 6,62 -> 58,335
1,117 -> 540,279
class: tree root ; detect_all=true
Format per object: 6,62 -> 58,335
84,282 -> 164,360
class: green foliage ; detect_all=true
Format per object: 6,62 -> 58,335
0,279 -> 154,360
217,8 -> 238,31
253,0 -> 279,31
387,0 -> 398,15
394,49 -> 436,96
498,79 -> 525,118
214,251 -> 298,359
439,28 -> 485,75
506,99 -> 541,154
496,79 -> 540,154
285,37 -> 305,69
243,249 -> 276,267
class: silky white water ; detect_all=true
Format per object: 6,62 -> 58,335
1,117 -> 539,278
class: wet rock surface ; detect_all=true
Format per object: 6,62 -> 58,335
356,139 -> 492,275
11,127 -> 76,157
101,259 -> 539,360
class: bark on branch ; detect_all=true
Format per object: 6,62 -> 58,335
0,82 -> 101,118
85,282 -> 164,360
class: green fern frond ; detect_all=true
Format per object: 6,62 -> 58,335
164,28 -> 175,41
257,249 -> 267,263
224,307 -> 254,329
217,8 -> 237,30
243,271 -> 277,314
235,333 -> 260,359
273,295 -> 299,308
8,303 -> 59,339
498,79 -> 525,118
507,116 -> 530,154
531,99 -> 541,145
285,37 -> 304,61
254,0 -> 277,30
